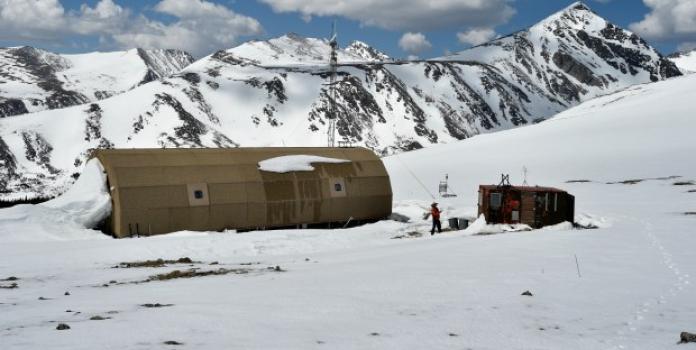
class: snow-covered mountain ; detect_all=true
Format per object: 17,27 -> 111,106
0,47 -> 194,117
669,49 -> 696,73
222,33 -> 392,66
0,2 -> 683,200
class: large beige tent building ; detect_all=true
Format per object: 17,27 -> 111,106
92,147 -> 392,238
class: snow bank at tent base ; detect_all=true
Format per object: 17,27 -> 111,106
0,159 -> 111,242
258,155 -> 349,173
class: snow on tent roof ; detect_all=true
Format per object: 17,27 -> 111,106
258,155 -> 349,173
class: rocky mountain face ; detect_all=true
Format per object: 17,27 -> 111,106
0,2 -> 683,199
0,47 -> 194,118
668,49 -> 696,73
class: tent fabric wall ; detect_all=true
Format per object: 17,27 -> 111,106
92,147 -> 392,238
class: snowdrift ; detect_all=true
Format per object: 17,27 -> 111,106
0,159 -> 111,242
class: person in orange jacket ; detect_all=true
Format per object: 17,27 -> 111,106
430,202 -> 442,235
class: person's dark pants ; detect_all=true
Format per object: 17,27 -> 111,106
431,219 -> 441,235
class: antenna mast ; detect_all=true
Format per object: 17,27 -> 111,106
327,21 -> 338,147
522,166 -> 529,186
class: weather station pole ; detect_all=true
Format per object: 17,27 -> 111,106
327,22 -> 338,148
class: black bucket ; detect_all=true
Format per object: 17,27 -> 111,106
448,218 -> 460,230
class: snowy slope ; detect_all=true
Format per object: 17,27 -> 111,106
1,57 -> 695,349
385,72 -> 696,204
669,49 -> 696,73
0,2 -> 683,200
0,47 -> 194,117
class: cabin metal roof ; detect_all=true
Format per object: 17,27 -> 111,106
478,185 -> 568,193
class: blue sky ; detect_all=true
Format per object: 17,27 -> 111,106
1,0 -> 694,58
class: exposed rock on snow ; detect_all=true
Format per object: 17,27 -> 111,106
258,155 -> 349,173
681,332 -> 696,343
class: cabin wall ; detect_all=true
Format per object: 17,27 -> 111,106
520,192 -> 536,225
478,186 -> 575,229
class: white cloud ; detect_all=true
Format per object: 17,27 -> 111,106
0,0 -> 263,57
457,28 -> 497,46
113,0 -> 263,56
72,0 -> 131,36
398,32 -> 431,54
0,0 -> 67,40
629,0 -> 696,47
259,0 -> 515,31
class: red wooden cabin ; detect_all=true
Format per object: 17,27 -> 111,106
478,183 -> 574,229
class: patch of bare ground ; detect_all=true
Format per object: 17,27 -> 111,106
113,257 -> 195,268
673,181 -> 695,186
566,179 -> 592,183
0,283 -> 18,289
149,268 -> 250,281
607,176 -> 683,185
685,212 -> 696,216
608,179 -> 645,185
141,303 -> 173,308
391,231 -> 423,239
89,315 -> 111,321
655,175 -> 681,180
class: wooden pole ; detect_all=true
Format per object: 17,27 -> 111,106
575,254 -> 582,278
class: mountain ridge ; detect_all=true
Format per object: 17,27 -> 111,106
0,47 -> 194,118
0,2 -> 683,199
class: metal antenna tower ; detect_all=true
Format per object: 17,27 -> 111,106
522,166 -> 529,186
327,21 -> 338,147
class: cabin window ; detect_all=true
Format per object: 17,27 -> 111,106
478,191 -> 483,206
329,177 -> 347,198
545,193 -> 549,211
186,183 -> 210,207
490,193 -> 502,209
554,193 -> 558,212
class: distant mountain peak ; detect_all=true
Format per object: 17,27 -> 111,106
566,1 -> 592,12
345,40 -> 390,61
221,34 -> 391,65
537,1 -> 603,29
